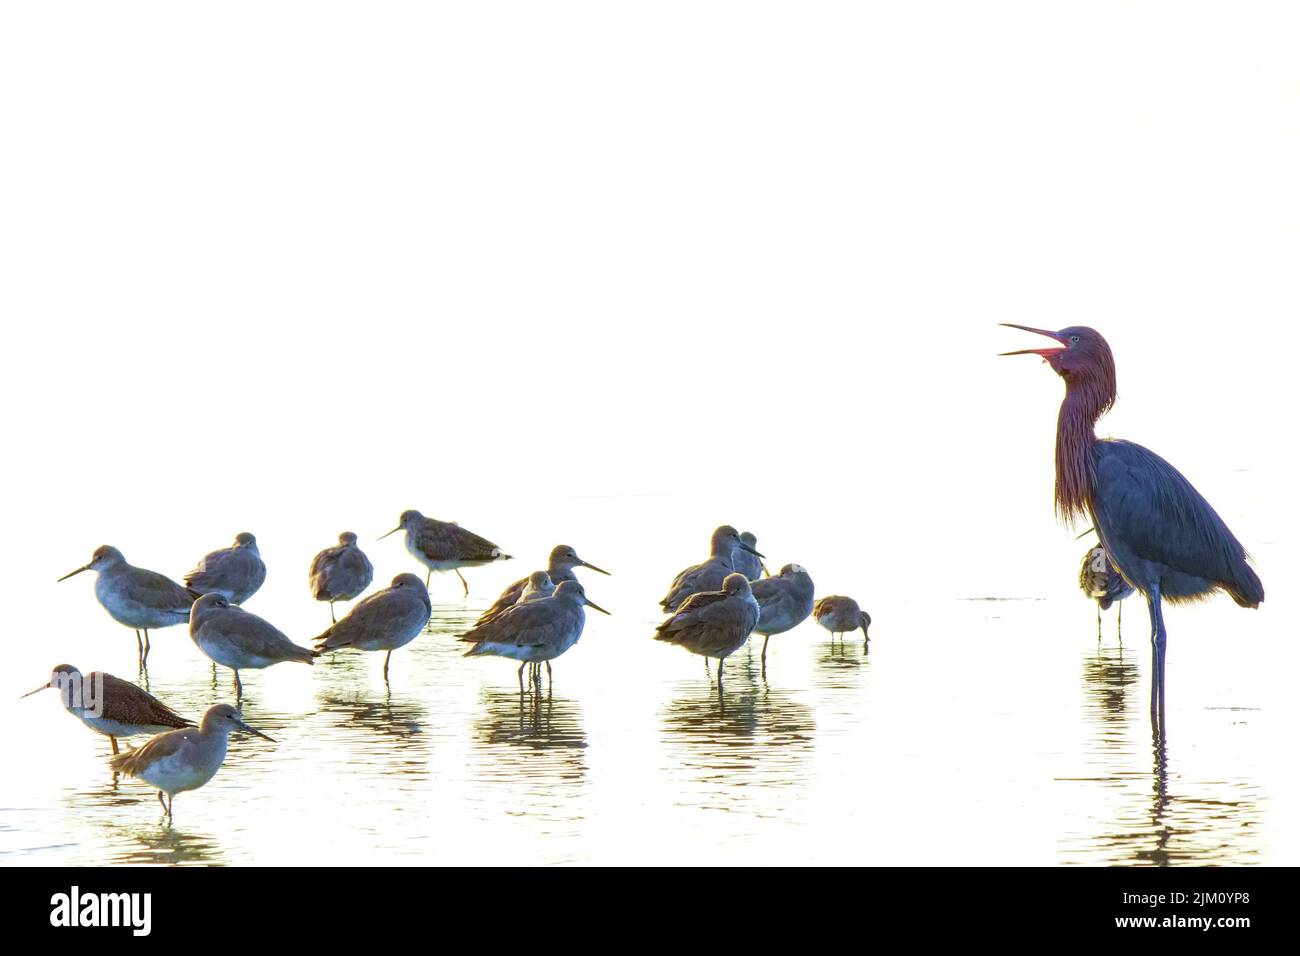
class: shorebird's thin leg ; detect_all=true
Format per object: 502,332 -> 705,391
383,651 -> 392,682
110,737 -> 119,755
1097,603 -> 1102,642
761,635 -> 770,677
166,794 -> 174,818
716,659 -> 725,695
156,791 -> 168,814
545,660 -> 553,694
330,602 -> 337,624
518,662 -> 526,694
455,569 -> 469,596
234,670 -> 243,700
1117,602 -> 1124,643
135,629 -> 143,657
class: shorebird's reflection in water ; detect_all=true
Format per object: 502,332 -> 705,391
426,602 -> 483,635
108,819 -> 225,866
1082,644 -> 1137,743
813,638 -> 871,693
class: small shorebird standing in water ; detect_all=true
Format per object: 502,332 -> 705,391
732,532 -> 768,581
476,544 -> 609,626
22,663 -> 193,755
184,532 -> 267,605
309,531 -> 374,622
1079,544 -> 1134,640
659,525 -> 764,613
655,572 -> 760,692
110,703 -> 275,819
189,594 -> 318,699
314,573 -> 433,681
813,595 -> 871,650
750,563 -> 815,672
380,510 -> 511,596
459,580 -> 609,694
58,545 -> 197,667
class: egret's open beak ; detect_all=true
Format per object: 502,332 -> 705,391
584,598 -> 611,615
580,560 -> 611,576
236,720 -> 275,742
999,323 -> 1068,357
20,682 -> 51,699
739,543 -> 765,558
57,565 -> 89,582
378,526 -> 401,540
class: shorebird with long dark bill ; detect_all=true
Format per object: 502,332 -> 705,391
189,594 -> 318,699
659,525 -> 764,613
476,544 -> 609,626
750,563 -> 815,672
459,579 -> 609,694
380,510 -> 512,596
110,704 -> 275,819
1079,544 -> 1135,640
184,532 -> 267,605
732,532 -> 768,581
813,595 -> 871,649
655,572 -> 760,692
310,531 -> 375,622
314,573 -> 433,681
1000,324 -> 1264,728
58,546 -> 197,667
22,664 -> 193,755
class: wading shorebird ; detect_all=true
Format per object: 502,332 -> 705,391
655,572 -> 760,692
659,525 -> 764,613
22,664 -> 193,755
750,563 -> 815,671
1000,324 -> 1264,725
58,546 -> 197,667
189,594 -> 318,698
314,573 -> 432,681
813,595 -> 872,649
732,532 -> 769,581
380,510 -> 512,596
459,579 -> 609,693
309,531 -> 375,622
1079,544 -> 1135,640
110,703 -> 274,819
517,571 -> 555,604
184,532 -> 266,605
475,544 -> 609,626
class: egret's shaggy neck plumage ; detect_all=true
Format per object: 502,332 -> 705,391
1055,364 -> 1116,523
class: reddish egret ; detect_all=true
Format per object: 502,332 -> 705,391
659,525 -> 764,612
1079,544 -> 1134,640
813,595 -> 871,649
459,579 -> 609,693
185,532 -> 266,605
1001,325 -> 1264,720
475,544 -> 609,626
380,510 -> 512,596
310,531 -> 375,622
655,572 -> 760,692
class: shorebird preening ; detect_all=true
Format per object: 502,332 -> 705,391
1079,544 -> 1134,640
310,531 -> 375,622
813,595 -> 871,649
110,704 -> 275,819
58,545 -> 197,667
659,525 -> 764,613
189,594 -> 318,699
314,573 -> 433,681
185,532 -> 267,605
459,579 -> 609,693
380,510 -> 512,596
655,572 -> 760,692
750,563 -> 815,672
22,664 -> 193,755
732,532 -> 768,581
476,544 -> 609,626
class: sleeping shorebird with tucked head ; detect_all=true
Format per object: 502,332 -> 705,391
380,509 -> 512,596
475,544 -> 609,626
813,595 -> 872,649
750,563 -> 815,671
189,594 -> 318,699
310,531 -> 375,622
110,703 -> 275,819
655,572 -> 760,692
1079,545 -> 1134,640
184,532 -> 266,605
517,571 -> 556,604
314,573 -> 433,681
732,532 -> 768,581
659,525 -> 764,613
58,545 -> 197,667
22,664 -> 193,755
459,579 -> 609,693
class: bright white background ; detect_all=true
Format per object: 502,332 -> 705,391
0,2 -> 1296,865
